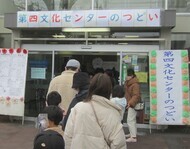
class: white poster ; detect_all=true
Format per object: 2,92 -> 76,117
149,50 -> 190,125
31,67 -> 46,79
0,48 -> 28,116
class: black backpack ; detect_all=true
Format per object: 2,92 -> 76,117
33,130 -> 65,149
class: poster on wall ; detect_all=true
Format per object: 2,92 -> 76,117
0,48 -> 28,117
149,50 -> 190,125
31,67 -> 46,79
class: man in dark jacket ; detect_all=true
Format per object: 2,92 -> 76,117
62,72 -> 90,130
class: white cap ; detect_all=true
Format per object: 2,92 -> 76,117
66,59 -> 80,68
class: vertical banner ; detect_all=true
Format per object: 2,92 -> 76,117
122,63 -> 127,84
149,50 -> 190,125
122,54 -> 131,84
0,48 -> 28,117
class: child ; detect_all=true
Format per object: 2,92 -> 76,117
40,105 -> 64,137
34,106 -> 65,149
33,129 -> 65,149
110,85 -> 127,121
46,91 -> 66,120
46,91 -> 64,111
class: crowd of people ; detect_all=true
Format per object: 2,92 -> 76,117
33,59 -> 141,149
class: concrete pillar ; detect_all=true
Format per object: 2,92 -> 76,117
160,28 -> 172,50
12,30 -> 21,48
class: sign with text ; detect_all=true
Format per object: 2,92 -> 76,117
149,50 -> 190,125
17,9 -> 161,28
0,48 -> 28,116
31,67 -> 46,79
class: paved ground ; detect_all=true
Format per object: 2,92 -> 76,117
126,125 -> 190,149
127,131 -> 190,149
1,116 -> 190,149
0,115 -> 39,149
0,121 -> 38,149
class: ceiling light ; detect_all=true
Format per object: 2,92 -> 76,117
125,35 -> 139,38
62,28 -> 110,32
90,35 -> 102,38
52,34 -> 66,38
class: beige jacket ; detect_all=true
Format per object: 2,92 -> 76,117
47,70 -> 78,111
64,95 -> 127,149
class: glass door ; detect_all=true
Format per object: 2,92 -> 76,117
24,51 -> 52,117
121,52 -> 150,124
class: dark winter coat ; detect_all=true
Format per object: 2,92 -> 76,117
62,85 -> 89,130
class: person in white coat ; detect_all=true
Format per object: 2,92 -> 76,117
110,85 -> 127,122
64,73 -> 127,149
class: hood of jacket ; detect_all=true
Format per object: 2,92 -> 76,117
126,76 -> 139,86
75,87 -> 89,102
91,95 -> 123,118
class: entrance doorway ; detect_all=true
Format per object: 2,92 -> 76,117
23,44 -> 157,124
121,52 -> 149,124
24,51 -> 120,117
24,51 -> 52,117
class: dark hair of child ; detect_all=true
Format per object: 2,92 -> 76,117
112,85 -> 125,98
46,91 -> 61,106
43,105 -> 63,125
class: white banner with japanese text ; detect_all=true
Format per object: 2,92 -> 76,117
17,9 -> 161,28
149,50 -> 190,125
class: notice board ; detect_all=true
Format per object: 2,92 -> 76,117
0,48 -> 28,116
149,50 -> 190,125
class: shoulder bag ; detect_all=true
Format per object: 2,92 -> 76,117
134,99 -> 144,111
90,102 -> 110,147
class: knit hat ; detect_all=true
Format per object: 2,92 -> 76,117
33,130 -> 65,149
72,72 -> 90,89
66,59 -> 80,68
127,68 -> 135,76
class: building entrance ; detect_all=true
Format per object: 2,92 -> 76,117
23,44 -> 158,125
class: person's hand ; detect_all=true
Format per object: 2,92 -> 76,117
63,110 -> 67,116
126,103 -> 130,109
